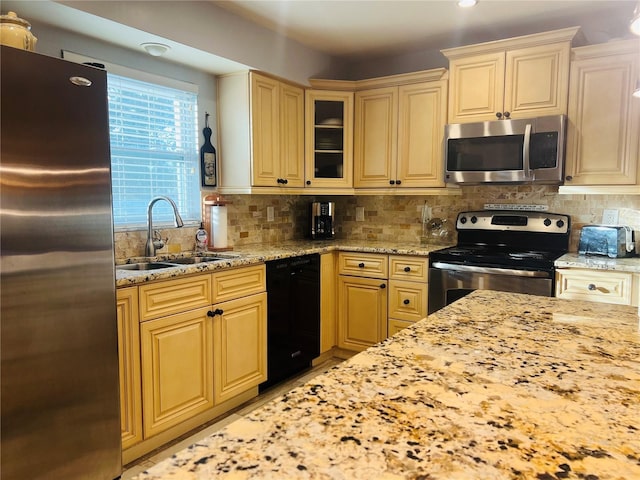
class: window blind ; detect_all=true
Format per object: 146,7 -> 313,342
107,74 -> 200,227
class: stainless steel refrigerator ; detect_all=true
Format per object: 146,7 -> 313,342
1,46 -> 122,479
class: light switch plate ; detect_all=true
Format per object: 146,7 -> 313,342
602,209 -> 618,225
267,206 -> 274,222
356,207 -> 365,222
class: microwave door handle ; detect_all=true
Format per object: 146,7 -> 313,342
523,123 -> 532,179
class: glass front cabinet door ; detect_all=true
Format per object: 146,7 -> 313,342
305,90 -> 354,189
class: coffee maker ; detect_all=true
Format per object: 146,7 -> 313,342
310,202 -> 335,239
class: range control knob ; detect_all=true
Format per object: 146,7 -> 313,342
460,216 -> 467,224
470,216 -> 478,224
543,218 -> 552,227
556,220 -> 565,228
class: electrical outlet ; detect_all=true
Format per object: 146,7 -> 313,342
602,209 -> 619,225
267,206 -> 275,222
356,207 -> 365,222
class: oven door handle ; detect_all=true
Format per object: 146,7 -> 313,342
431,262 -> 552,278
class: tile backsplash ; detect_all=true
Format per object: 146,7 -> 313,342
114,186 -> 640,259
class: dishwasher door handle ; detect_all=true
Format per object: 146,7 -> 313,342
431,262 -> 552,278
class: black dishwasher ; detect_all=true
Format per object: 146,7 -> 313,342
260,254 -> 320,391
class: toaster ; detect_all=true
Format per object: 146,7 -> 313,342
578,225 -> 636,258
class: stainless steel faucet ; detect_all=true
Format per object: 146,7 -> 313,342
145,196 -> 184,257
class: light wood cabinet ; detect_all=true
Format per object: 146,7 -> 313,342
212,292 -> 267,404
354,72 -> 448,189
563,40 -> 640,188
116,287 -> 143,450
556,268 -> 637,306
211,264 -> 267,404
387,255 -> 428,334
338,252 -> 388,351
140,306 -> 214,438
320,252 -> 337,353
442,27 -> 578,123
304,89 -> 354,189
217,71 -> 304,192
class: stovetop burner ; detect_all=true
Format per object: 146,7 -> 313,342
429,210 -> 571,271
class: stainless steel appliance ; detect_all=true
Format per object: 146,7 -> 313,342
444,114 -> 566,185
261,254 -> 320,391
310,201 -> 335,239
1,47 -> 122,479
428,210 -> 571,314
578,225 -> 636,258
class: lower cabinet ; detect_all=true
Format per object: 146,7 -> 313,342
556,268 -> 638,306
338,274 -> 388,351
212,292 -> 267,404
336,253 -> 429,352
118,264 -> 267,463
140,307 -> 214,438
116,287 -> 143,450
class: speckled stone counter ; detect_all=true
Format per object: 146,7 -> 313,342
133,291 -> 640,480
555,253 -> 640,273
116,240 -> 449,287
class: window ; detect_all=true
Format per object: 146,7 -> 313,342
107,74 -> 200,227
62,51 -> 200,229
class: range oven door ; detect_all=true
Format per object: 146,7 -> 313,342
428,263 -> 554,314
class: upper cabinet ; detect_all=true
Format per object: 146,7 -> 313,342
217,71 -> 304,193
442,27 -> 579,124
562,40 -> 640,191
304,89 -> 354,189
353,70 -> 448,189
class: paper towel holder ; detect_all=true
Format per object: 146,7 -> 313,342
203,195 -> 233,252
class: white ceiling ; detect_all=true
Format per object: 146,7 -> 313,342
3,0 -> 637,76
212,0 -> 638,58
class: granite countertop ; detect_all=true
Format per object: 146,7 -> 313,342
133,291 -> 640,480
555,253 -> 640,273
116,240 -> 450,287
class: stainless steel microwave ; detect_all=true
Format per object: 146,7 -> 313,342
444,114 -> 566,185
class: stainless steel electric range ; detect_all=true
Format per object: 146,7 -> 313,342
428,210 -> 571,314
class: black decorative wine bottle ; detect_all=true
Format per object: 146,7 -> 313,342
201,112 -> 217,187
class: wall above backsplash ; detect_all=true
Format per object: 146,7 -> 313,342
114,188 -> 640,260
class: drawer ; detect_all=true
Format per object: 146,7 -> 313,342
139,275 -> 212,322
338,252 -> 387,279
389,255 -> 428,282
388,279 -> 427,322
212,264 -> 266,304
555,269 -> 634,306
388,318 -> 415,337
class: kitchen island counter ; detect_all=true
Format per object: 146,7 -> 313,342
133,291 -> 640,480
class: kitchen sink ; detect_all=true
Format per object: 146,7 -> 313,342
166,256 -> 230,264
116,262 -> 178,271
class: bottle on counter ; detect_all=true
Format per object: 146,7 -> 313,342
195,223 -> 208,252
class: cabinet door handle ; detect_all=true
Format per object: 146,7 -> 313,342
395,180 -> 401,185
503,111 -> 510,119
403,299 -> 410,305
358,262 -> 365,268
283,178 -> 288,184
496,112 -> 503,119
587,283 -> 597,291
565,175 -> 573,181
380,283 -> 386,289
208,308 -> 224,317
404,266 -> 411,272
389,180 -> 395,185
306,180 -> 311,185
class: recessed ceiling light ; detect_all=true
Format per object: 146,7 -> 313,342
141,42 -> 170,57
457,0 -> 478,7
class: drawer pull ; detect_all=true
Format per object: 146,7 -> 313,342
403,299 -> 410,305
587,283 -> 597,291
380,283 -> 386,289
404,266 -> 411,272
358,263 -> 365,268
208,308 -> 224,317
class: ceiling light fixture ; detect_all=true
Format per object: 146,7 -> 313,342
141,42 -> 170,57
457,0 -> 478,7
631,1 -> 640,35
